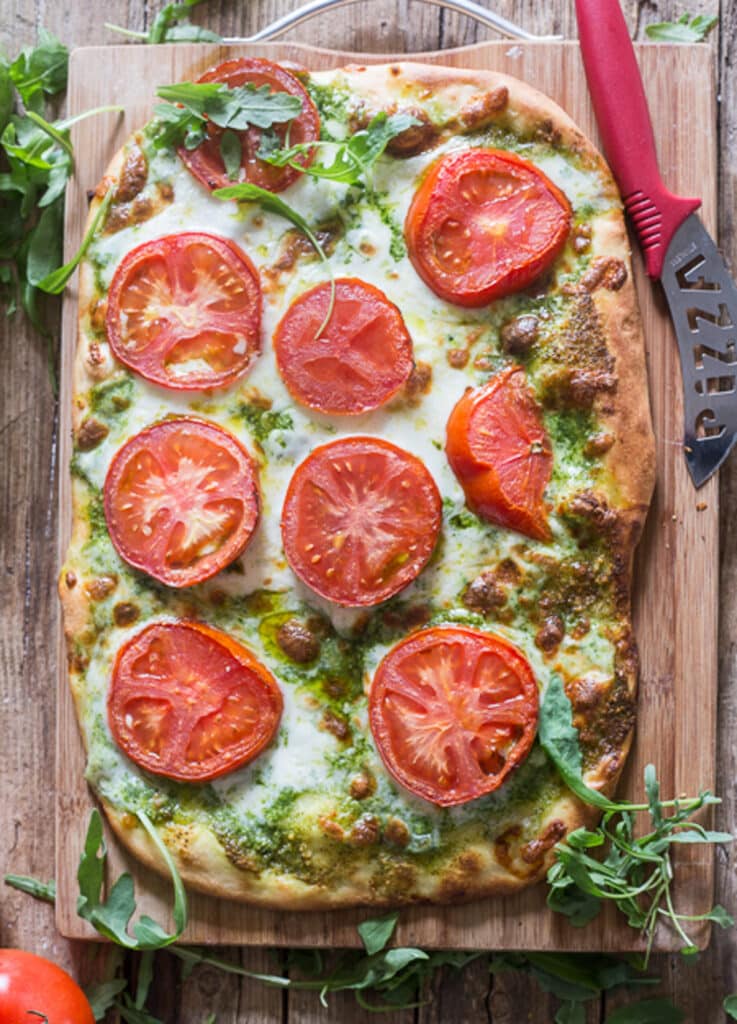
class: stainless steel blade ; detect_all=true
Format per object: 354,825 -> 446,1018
659,214 -> 737,487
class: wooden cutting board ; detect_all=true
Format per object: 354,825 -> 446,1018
56,38 -> 718,951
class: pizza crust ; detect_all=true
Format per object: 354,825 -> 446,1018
61,60 -> 655,907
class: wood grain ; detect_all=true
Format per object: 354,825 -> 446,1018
55,39 -> 718,955
1,0 -> 733,1020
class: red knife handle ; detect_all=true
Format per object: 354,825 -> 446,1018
575,0 -> 700,277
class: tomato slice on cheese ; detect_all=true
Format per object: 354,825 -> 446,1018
281,436 -> 442,607
106,232 -> 262,391
104,418 -> 260,587
369,626 -> 539,807
446,366 -> 552,540
274,278 -> 414,415
108,621 -> 283,782
405,148 -> 572,307
179,57 -> 320,193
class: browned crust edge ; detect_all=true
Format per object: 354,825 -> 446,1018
61,60 -> 655,907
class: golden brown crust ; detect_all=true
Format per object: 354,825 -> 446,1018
62,60 -> 655,908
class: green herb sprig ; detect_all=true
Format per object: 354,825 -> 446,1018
153,80 -> 302,158
539,675 -> 733,961
259,110 -> 419,187
107,0 -> 222,44
214,182 -> 336,336
0,31 -> 120,383
645,13 -> 717,42
76,808 -> 187,950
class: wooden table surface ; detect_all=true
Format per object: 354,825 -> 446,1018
1,1 -> 735,1020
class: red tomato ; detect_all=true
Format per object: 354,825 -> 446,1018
106,232 -> 262,391
273,278 -> 414,415
179,57 -> 321,193
104,418 -> 260,587
281,436 -> 442,607
369,626 -> 539,806
446,366 -> 552,540
0,949 -> 95,1024
108,621 -> 283,781
405,148 -> 572,307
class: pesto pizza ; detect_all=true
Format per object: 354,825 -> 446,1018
60,57 -> 656,908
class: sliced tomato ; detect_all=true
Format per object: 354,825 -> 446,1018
369,626 -> 539,806
106,232 -> 262,391
108,621 -> 283,782
274,278 -> 414,415
446,366 -> 552,540
179,57 -> 320,193
104,418 -> 260,587
405,148 -> 572,307
281,436 -> 441,607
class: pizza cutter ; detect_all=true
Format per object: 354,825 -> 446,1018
576,0 -> 737,487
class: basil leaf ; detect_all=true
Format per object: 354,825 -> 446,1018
538,673 -> 612,809
357,911 -> 399,955
4,873 -> 57,902
605,998 -> 685,1023
646,14 -> 717,42
219,129 -> 242,181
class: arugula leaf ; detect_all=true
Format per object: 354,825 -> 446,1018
35,187 -> 113,293
605,998 -> 685,1023
725,995 -> 737,1020
357,911 -> 398,955
219,129 -> 241,181
214,182 -> 335,337
556,1004 -> 585,1024
85,979 -> 128,1021
0,64 -> 13,134
260,111 -> 419,187
4,873 -> 57,902
645,13 -> 717,42
8,29 -> 68,112
153,81 -> 302,148
538,673 -> 612,809
107,0 -> 222,44
76,808 -> 187,949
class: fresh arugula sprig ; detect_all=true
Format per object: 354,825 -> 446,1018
0,31 -> 120,382
76,808 -> 187,949
259,111 -> 419,187
153,80 -> 302,157
3,873 -> 56,902
645,13 -> 717,42
539,675 -> 733,961
214,182 -> 336,336
107,0 -> 222,44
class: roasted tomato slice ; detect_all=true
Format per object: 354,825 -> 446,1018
104,418 -> 260,587
274,278 -> 414,415
109,621 -> 283,782
405,148 -> 572,306
369,626 -> 539,806
446,366 -> 552,540
179,57 -> 320,193
281,436 -> 442,607
106,232 -> 262,391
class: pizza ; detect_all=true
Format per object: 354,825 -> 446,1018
60,56 -> 656,908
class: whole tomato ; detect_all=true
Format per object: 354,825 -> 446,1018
0,949 -> 95,1023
